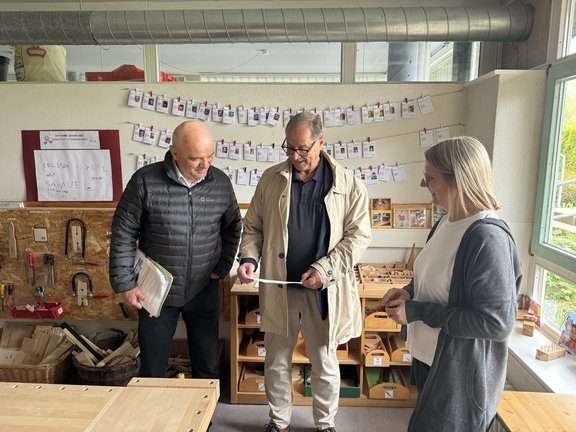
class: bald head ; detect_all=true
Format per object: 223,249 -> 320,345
170,120 -> 215,183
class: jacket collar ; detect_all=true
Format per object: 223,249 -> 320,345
277,151 -> 345,193
163,150 -> 214,185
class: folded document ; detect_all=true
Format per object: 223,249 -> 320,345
134,249 -> 173,317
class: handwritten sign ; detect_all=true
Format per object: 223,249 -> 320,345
34,149 -> 113,201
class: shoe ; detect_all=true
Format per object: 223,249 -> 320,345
264,422 -> 290,432
317,428 -> 336,432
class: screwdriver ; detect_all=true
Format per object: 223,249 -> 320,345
26,251 -> 35,285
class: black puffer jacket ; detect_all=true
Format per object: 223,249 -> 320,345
109,151 -> 242,306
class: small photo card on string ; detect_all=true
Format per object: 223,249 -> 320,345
222,168 -> 236,184
259,108 -> 268,126
365,167 -> 379,185
128,89 -> 143,108
378,164 -> 393,182
212,106 -> 224,122
283,109 -> 295,126
401,100 -> 416,119
267,107 -> 281,126
256,145 -> 268,162
197,102 -> 211,121
244,143 -> 256,161
142,93 -> 157,111
346,106 -> 361,125
216,140 -> 229,158
132,123 -> 146,142
238,106 -> 249,124
361,105 -> 374,123
222,106 -> 236,124
323,143 -> 334,158
156,95 -> 170,114
143,126 -> 156,145
354,168 -> 367,185
436,126 -> 451,143
347,141 -> 361,159
171,98 -> 186,116
158,129 -> 173,148
373,104 -> 385,122
384,102 -> 398,121
391,164 -> 408,182
185,100 -> 199,119
363,140 -> 375,158
336,108 -> 347,126
248,108 -> 260,126
417,95 -> 434,115
236,168 -> 250,185
267,145 -> 281,163
334,142 -> 347,160
419,129 -> 435,148
228,142 -> 241,160
136,154 -> 158,170
250,169 -> 262,187
323,109 -> 336,127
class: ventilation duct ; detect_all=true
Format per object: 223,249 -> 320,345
0,5 -> 533,46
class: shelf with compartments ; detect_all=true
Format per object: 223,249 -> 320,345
230,263 -> 418,407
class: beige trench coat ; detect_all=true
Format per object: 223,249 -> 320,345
239,152 -> 371,349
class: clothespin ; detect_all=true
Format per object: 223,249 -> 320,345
253,106 -> 257,112
150,125 -> 154,132
289,107 -> 292,113
204,100 -> 208,106
228,104 -> 232,109
424,128 -> 427,133
243,167 -> 247,172
359,166 -> 363,172
368,137 -> 371,142
177,96 -> 180,102
351,105 -> 355,111
248,140 -> 252,146
404,97 -> 408,103
313,107 -> 317,113
233,139 -> 236,145
272,143 -> 275,148
369,165 -> 373,170
377,101 -> 380,107
149,91 -> 153,96
221,139 -> 225,144
276,106 -> 279,111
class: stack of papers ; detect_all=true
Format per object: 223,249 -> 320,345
134,249 -> 173,317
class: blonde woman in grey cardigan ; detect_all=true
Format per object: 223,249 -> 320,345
383,137 -> 521,432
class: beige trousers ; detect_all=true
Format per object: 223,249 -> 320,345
264,287 -> 340,430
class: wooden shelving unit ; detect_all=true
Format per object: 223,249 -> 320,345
230,264 -> 418,407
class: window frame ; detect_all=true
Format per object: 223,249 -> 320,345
531,57 -> 576,272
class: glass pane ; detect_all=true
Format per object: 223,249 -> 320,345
355,41 -> 479,82
0,45 -> 145,82
567,0 -> 576,56
66,45 -> 145,82
542,268 -> 576,328
546,76 -> 576,257
159,43 -> 340,83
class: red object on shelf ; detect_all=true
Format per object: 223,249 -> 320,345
34,302 -> 65,319
10,305 -> 35,318
85,64 -> 177,82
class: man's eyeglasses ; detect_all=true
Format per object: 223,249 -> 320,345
281,137 -> 320,156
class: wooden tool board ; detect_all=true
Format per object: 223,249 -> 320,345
0,206 -> 125,320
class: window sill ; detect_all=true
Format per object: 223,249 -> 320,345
507,321 -> 576,394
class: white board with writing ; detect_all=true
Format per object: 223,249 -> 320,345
34,149 -> 113,201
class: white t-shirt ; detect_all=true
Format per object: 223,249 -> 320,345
406,210 -> 499,366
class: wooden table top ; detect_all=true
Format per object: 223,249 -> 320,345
497,391 -> 576,432
0,378 -> 219,432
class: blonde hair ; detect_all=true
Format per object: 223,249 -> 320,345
425,136 -> 501,215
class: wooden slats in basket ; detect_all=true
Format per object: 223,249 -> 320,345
0,350 -> 72,383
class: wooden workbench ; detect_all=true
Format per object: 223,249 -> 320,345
497,391 -> 576,431
0,377 -> 219,432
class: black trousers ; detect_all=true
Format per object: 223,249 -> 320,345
138,278 -> 220,378
410,357 -> 431,392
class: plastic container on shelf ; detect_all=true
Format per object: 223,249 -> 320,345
85,64 -> 177,82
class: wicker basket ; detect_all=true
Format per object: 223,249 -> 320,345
73,354 -> 140,386
0,350 -> 72,383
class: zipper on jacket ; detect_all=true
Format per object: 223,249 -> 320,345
185,188 -> 194,286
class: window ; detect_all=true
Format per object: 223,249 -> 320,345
158,43 -> 341,83
567,0 -> 576,56
355,41 -> 479,82
532,57 -> 576,328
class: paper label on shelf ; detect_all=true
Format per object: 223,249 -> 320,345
258,347 -> 266,357
385,390 -> 394,399
258,382 -> 265,392
256,315 -> 261,324
403,353 -> 412,362
373,357 -> 383,366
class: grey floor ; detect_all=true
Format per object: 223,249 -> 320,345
211,371 -> 413,432
212,402 -> 413,431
